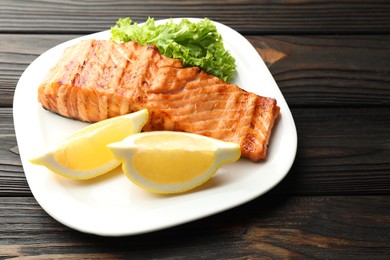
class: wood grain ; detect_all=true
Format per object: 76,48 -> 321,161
1,34 -> 389,107
0,196 -> 388,258
2,107 -> 389,196
1,0 -> 390,34
0,108 -> 26,196
275,107 -> 390,195
247,35 -> 390,107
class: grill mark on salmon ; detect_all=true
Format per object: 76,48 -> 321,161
38,39 -> 280,161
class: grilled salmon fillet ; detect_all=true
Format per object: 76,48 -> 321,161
38,39 -> 280,161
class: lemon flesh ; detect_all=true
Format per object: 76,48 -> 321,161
109,131 -> 241,194
30,109 -> 149,180
132,150 -> 215,184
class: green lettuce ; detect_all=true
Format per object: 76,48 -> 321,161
110,17 -> 236,82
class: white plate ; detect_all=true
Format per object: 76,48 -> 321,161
13,18 -> 297,236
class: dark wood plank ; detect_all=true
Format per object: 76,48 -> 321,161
1,34 -> 389,107
0,196 -> 389,258
0,108 -> 27,196
2,107 -> 389,196
247,35 -> 390,107
1,0 -> 390,34
274,106 -> 390,195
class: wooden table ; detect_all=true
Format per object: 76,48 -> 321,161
1,0 -> 389,258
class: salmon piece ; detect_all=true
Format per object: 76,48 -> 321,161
38,40 -> 280,161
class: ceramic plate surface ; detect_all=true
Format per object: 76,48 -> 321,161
13,18 -> 297,236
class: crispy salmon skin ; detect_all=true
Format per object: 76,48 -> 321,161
38,39 -> 280,161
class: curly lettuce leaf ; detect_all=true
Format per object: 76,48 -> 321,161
110,17 -> 236,82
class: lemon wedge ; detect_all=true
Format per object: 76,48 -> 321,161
108,131 -> 241,194
30,109 -> 149,180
